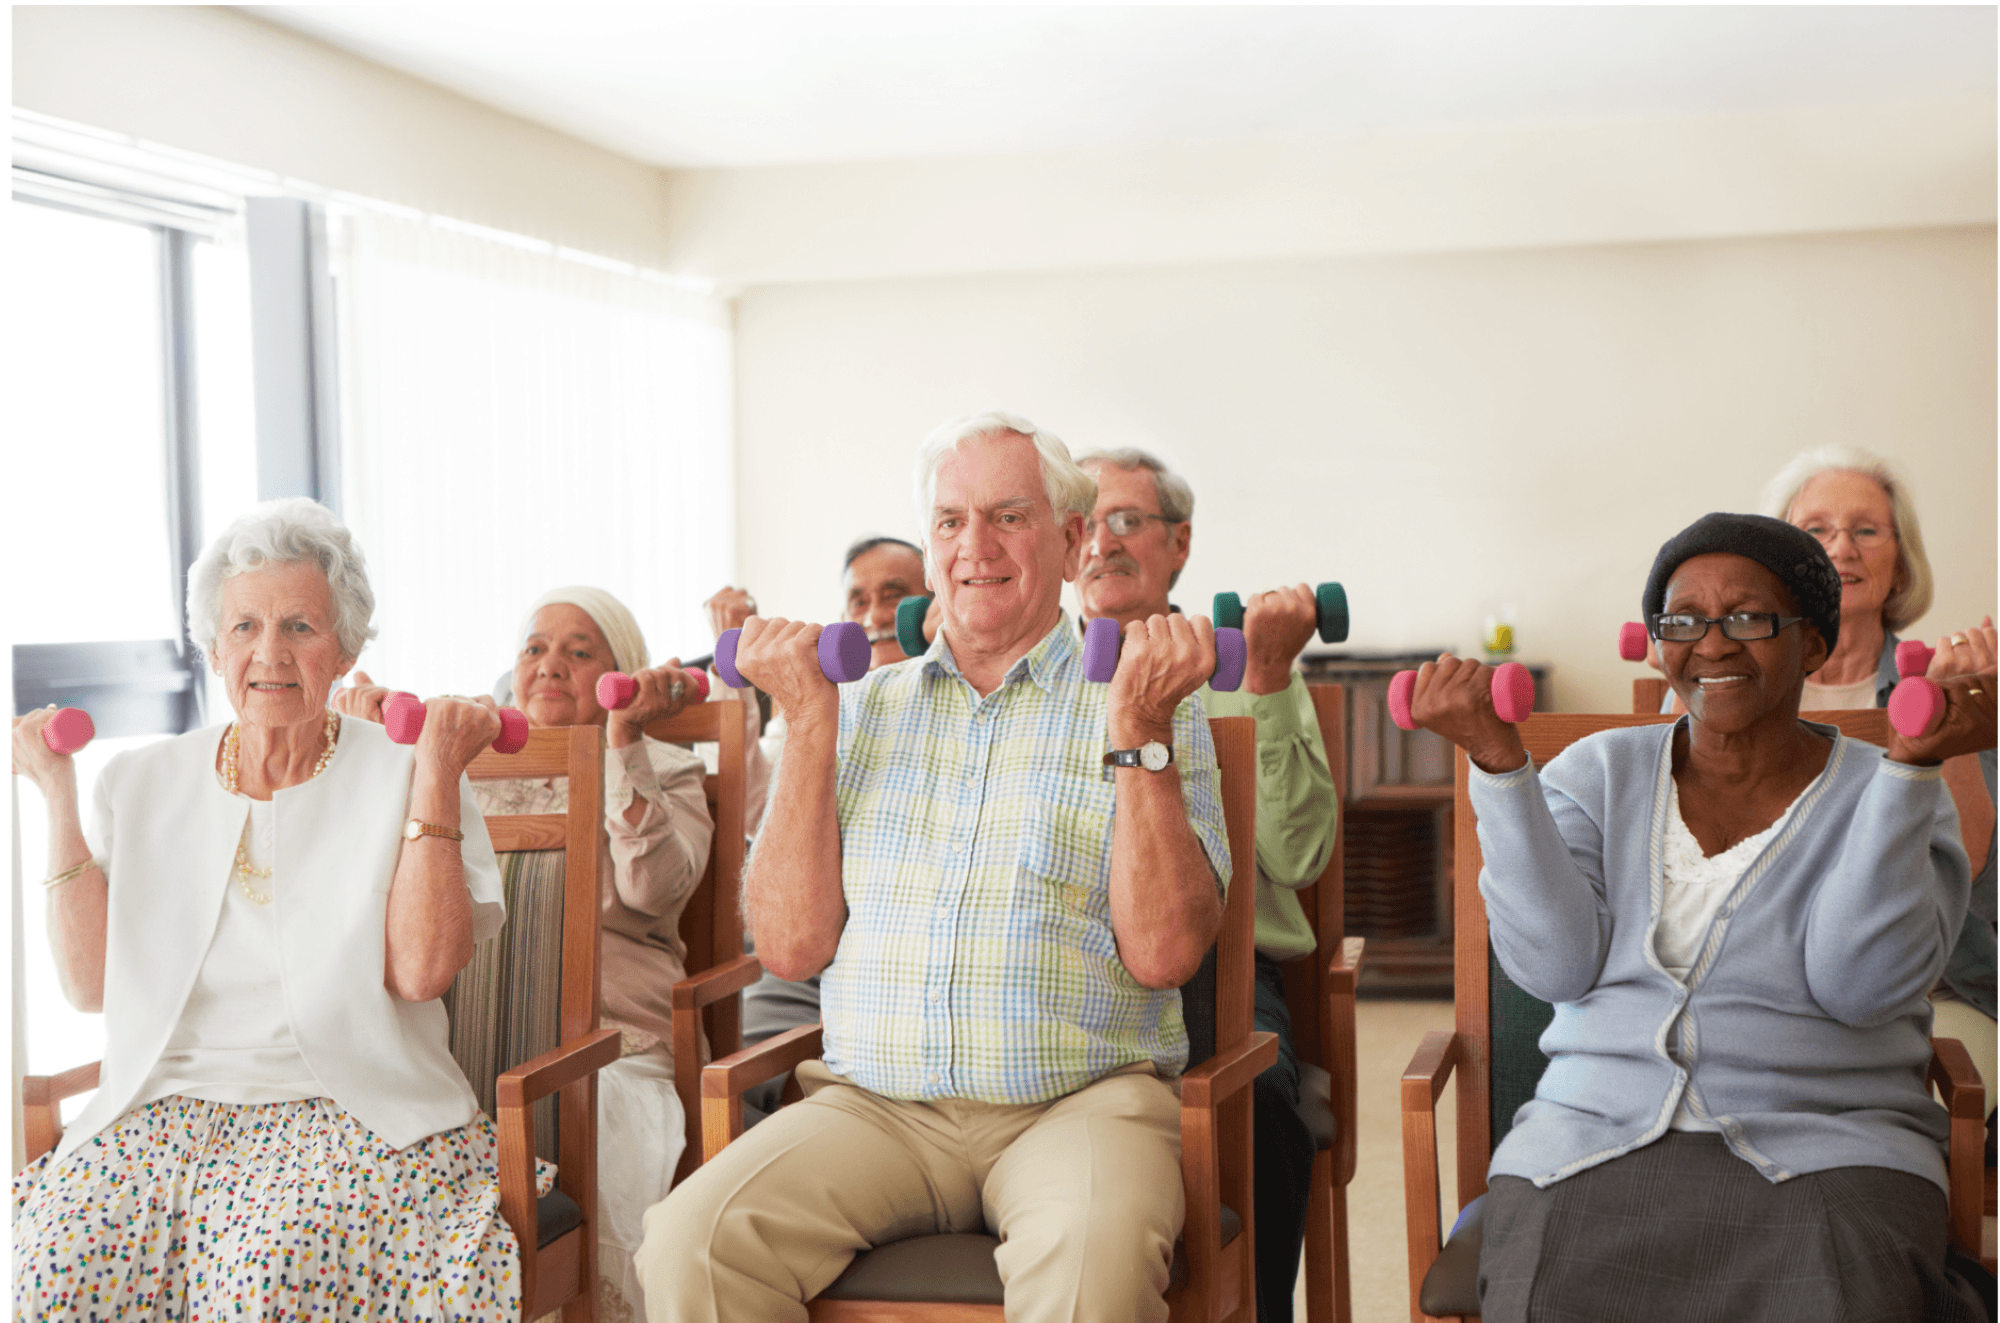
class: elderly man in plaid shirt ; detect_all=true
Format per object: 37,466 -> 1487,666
638,412 -> 1234,1322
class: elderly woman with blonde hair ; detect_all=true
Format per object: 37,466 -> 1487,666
12,498 -> 526,1319
337,585 -> 712,1321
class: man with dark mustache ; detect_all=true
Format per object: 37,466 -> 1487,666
1074,446 -> 1339,1323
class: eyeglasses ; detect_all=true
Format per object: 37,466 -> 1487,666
1650,612 -> 1806,643
1083,510 -> 1177,539
1797,522 -> 1892,550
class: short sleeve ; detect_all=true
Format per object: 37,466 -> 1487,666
458,771 -> 505,943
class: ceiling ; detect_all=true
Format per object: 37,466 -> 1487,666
241,5 -> 1997,171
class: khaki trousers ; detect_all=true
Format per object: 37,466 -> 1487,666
636,1060 -> 1184,1323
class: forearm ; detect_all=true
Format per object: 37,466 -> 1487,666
1109,767 -> 1222,988
39,770 -> 106,1010
742,717 -> 845,981
607,753 -> 713,917
383,761 -> 475,1001
1249,681 -> 1338,887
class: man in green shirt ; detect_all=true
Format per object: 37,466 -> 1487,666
1074,447 -> 1339,1323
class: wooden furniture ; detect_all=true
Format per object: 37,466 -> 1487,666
1399,709 -> 1991,1322
1283,684 -> 1366,1323
644,696 -> 751,1185
1632,675 -> 1669,715
697,716 -> 1276,1321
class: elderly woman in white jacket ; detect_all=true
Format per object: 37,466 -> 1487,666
11,498 -> 523,1321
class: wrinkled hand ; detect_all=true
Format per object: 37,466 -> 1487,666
1888,671 -> 1998,766
11,707 -> 75,795
608,660 -> 698,744
1242,583 -> 1318,694
1409,654 -> 1528,774
733,618 -> 837,732
332,669 -> 394,723
1928,618 -> 1997,683
1108,613 -> 1214,747
415,694 -> 503,777
704,586 -> 757,643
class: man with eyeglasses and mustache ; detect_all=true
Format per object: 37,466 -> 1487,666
1074,446 -> 1339,1323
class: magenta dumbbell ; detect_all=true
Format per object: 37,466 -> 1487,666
1386,661 -> 1535,732
382,692 -> 531,754
1079,617 -> 1247,691
596,667 -> 711,711
1886,641 -> 1946,738
38,707 -> 95,755
1618,622 -> 1649,662
712,621 -> 871,690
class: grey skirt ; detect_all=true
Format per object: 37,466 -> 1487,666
1479,1132 -> 1987,1323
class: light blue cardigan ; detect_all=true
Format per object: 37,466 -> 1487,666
1469,720 -> 1970,1195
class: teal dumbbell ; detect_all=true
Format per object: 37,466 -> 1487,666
896,595 -> 933,659
1212,583 -> 1349,644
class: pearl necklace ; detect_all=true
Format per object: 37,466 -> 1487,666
222,710 -> 339,905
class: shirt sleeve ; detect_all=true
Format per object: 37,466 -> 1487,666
1174,695 -> 1233,894
604,738 -> 715,921
457,771 -> 505,944
1246,674 -> 1339,890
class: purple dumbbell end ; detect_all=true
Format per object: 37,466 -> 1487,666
1617,622 -> 1648,662
1211,628 -> 1247,693
1888,677 -> 1946,739
1387,670 -> 1418,731
818,621 -> 871,683
1082,616 -> 1123,683
1492,662 -> 1535,724
714,629 -> 747,689
1895,640 -> 1934,682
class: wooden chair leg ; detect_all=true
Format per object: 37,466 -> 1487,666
1305,1147 -> 1333,1323
1329,1173 -> 1352,1323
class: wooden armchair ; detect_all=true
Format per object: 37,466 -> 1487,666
1284,684 -> 1366,1323
697,715 -> 1276,1321
1401,709 -> 1991,1323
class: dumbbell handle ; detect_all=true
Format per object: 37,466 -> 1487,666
383,693 -> 531,754
1387,662 -> 1535,731
713,621 -> 871,690
596,668 -> 711,712
1080,617 -> 1247,692
37,707 -> 96,756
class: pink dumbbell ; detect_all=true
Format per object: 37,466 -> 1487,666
1080,617 -> 1248,691
596,667 -> 710,711
382,693 -> 531,754
712,621 -> 870,690
1886,641 -> 1946,739
38,707 -> 95,755
1386,662 -> 1535,732
1618,622 -> 1649,662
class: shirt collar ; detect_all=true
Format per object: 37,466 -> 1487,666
924,611 -> 1077,698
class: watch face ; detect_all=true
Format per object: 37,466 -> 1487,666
1140,741 -> 1171,772
404,819 -> 422,840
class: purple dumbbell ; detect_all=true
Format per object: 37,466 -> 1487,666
1079,617 -> 1247,692
1887,640 -> 1946,739
712,621 -> 871,690
1386,661 -> 1535,732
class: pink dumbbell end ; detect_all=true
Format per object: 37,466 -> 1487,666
41,707 -> 95,755
1887,678 -> 1947,739
383,692 -> 530,754
1387,670 -> 1418,732
1895,640 -> 1935,681
1617,622 -> 1649,663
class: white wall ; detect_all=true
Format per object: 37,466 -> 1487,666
733,224 -> 1997,713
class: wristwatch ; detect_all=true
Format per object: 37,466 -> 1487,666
404,819 -> 465,843
1103,741 -> 1174,772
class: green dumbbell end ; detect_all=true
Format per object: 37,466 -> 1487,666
1316,582 -> 1349,644
896,595 -> 932,659
1212,592 -> 1244,632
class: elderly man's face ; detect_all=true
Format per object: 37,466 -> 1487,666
844,542 -> 926,670
1074,460 -> 1189,625
928,431 -> 1082,663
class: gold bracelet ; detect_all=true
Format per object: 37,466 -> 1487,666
403,819 -> 465,844
43,858 -> 98,889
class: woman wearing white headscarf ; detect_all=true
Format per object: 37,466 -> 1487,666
336,586 -> 710,1322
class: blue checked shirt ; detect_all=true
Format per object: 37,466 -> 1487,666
818,613 -> 1232,1104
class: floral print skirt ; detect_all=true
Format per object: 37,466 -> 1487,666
13,1095 -> 541,1321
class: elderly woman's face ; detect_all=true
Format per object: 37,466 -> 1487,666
514,603 -> 616,729
1659,553 -> 1828,733
210,560 -> 354,728
1785,470 -> 1900,625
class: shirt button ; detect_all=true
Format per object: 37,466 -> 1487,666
928,989 -> 942,1004
926,1072 -> 941,1086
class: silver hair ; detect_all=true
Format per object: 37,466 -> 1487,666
913,410 -> 1097,531
187,497 -> 377,661
1073,447 -> 1196,588
1758,446 -> 1933,632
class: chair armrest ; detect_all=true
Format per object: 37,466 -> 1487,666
1401,1030 -> 1462,1319
22,1061 -> 102,1163
1321,936 -> 1366,1183
1180,1030 -> 1280,1111
670,953 -> 763,1015
1930,1036 -> 1987,1260
1325,935 -> 1365,994
1930,1036 -> 1985,1119
700,1023 -> 825,1161
497,1028 -> 622,1110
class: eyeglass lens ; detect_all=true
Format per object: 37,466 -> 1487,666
1655,613 -> 1782,642
1799,523 -> 1889,549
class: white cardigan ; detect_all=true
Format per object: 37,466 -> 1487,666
60,718 -> 503,1160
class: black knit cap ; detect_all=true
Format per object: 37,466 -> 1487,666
1642,512 -> 1841,653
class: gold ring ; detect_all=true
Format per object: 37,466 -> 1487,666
1971,687 -> 1984,697
1951,635 -> 1968,647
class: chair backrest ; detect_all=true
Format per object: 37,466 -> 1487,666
1450,708 -> 1890,1209
1284,684 -> 1347,1070
451,725 -> 605,1162
645,697 -> 748,1052
1632,677 -> 1670,715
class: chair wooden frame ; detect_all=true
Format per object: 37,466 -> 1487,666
641,697 -> 751,1186
1400,709 -> 1992,1323
1284,684 -> 1367,1323
695,716 -> 1277,1322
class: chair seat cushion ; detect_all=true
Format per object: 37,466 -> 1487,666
818,1206 -> 1243,1303
1298,1062 -> 1337,1150
1417,1193 -> 1485,1318
537,1189 -> 583,1248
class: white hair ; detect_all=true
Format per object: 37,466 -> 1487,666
1073,446 -> 1196,524
1759,445 -> 1934,632
187,498 -> 376,661
914,411 -> 1097,537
